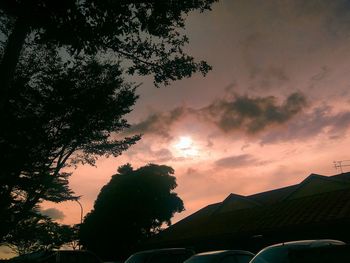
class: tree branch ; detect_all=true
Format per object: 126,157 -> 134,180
0,16 -> 29,110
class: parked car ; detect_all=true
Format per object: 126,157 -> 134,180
184,250 -> 254,263
249,239 -> 347,263
9,250 -> 103,263
124,248 -> 194,263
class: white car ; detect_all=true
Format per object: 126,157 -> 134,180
184,250 -> 254,263
124,248 -> 194,263
249,239 -> 346,263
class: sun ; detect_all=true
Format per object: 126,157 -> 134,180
174,136 -> 198,157
175,136 -> 192,149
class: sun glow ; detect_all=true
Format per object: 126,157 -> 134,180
174,136 -> 199,157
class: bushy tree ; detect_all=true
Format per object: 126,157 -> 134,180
3,213 -> 75,255
0,46 -> 140,241
0,0 -> 216,244
79,163 -> 184,260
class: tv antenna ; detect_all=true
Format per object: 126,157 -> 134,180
333,160 -> 350,173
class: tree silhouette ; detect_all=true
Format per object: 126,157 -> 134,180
3,213 -> 75,255
0,0 -> 216,108
0,0 -> 216,242
0,46 -> 140,241
79,163 -> 184,260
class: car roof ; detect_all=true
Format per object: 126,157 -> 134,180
193,250 -> 254,256
263,239 -> 345,249
133,248 -> 193,255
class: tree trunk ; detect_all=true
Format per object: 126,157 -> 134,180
0,17 -> 29,110
0,19 -> 29,240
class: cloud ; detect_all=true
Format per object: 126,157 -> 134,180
291,0 -> 350,38
311,66 -> 331,82
214,154 -> 273,169
151,148 -> 176,163
40,208 -> 65,221
215,154 -> 257,168
123,107 -> 187,140
124,140 -> 189,163
260,104 -> 350,144
186,167 -> 198,175
202,92 -> 307,134
123,91 -> 349,147
247,64 -> 290,91
125,93 -> 307,141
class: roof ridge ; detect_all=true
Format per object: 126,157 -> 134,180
225,193 -> 262,205
330,172 -> 350,182
280,173 -> 350,202
302,173 -> 350,184
169,202 -> 221,227
211,193 -> 261,214
247,183 -> 299,198
223,193 -> 248,202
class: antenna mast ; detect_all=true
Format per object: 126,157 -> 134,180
333,160 -> 350,173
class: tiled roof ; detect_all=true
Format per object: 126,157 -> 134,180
248,184 -> 299,205
332,172 -> 350,182
151,173 -> 350,245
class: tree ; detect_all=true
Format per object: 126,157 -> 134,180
0,0 -> 216,243
79,163 -> 184,260
0,46 -> 140,241
0,0 -> 216,108
3,213 -> 75,255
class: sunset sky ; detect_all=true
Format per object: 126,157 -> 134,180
15,0 -> 350,242
33,0 -> 350,228
2,0 -> 350,258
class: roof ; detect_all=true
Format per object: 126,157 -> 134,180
193,250 -> 254,256
133,248 -> 193,255
150,172 -> 350,246
332,172 -> 350,182
265,239 -> 345,249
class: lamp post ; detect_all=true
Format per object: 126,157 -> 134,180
73,199 -> 83,250
74,199 -> 83,225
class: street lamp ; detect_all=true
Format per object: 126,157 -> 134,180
72,198 -> 83,250
74,199 -> 83,225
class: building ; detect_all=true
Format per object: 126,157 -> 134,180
146,172 -> 350,252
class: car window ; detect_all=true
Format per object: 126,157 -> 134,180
150,252 -> 192,263
184,255 -> 217,263
250,247 -> 289,263
289,245 -> 350,263
220,255 -> 237,263
125,253 -> 151,263
235,254 -> 254,263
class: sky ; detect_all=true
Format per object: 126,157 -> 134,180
3,0 -> 350,258
44,0 -> 350,226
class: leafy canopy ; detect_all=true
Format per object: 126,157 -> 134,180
0,46 -> 140,241
79,163 -> 184,260
3,213 -> 75,255
0,0 -> 216,95
0,0 -> 216,244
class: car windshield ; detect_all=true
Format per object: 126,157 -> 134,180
184,254 -> 217,263
150,253 -> 193,263
250,246 -> 289,263
125,253 -> 151,263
